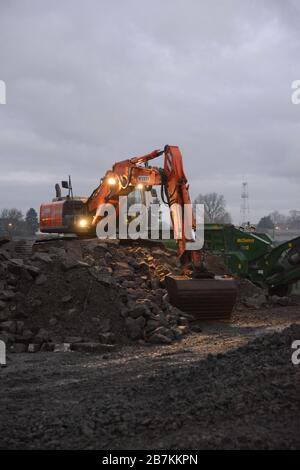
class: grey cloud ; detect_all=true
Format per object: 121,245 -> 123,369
0,0 -> 300,223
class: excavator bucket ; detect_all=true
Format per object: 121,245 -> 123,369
165,275 -> 237,321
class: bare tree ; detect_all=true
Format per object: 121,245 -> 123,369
288,210 -> 300,229
269,211 -> 287,226
0,208 -> 25,236
194,193 -> 232,223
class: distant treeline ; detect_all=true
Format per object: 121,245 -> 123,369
0,208 -> 39,237
257,210 -> 300,231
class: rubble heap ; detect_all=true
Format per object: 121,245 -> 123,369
236,278 -> 295,309
0,238 -> 190,353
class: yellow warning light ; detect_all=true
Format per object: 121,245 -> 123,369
78,218 -> 88,228
108,177 -> 117,185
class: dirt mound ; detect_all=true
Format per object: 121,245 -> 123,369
0,238 -> 190,352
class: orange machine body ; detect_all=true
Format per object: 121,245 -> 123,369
40,198 -> 89,234
40,202 -> 64,232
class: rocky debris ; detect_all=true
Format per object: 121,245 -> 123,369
0,290 -> 16,301
28,343 -> 40,353
61,256 -> 90,271
10,343 -> 27,353
31,252 -> 53,264
71,342 -> 116,353
270,295 -> 291,307
242,293 -> 269,309
0,320 -> 17,333
53,343 -> 71,353
1,238 -> 296,354
0,238 -> 189,352
0,236 -> 10,247
235,278 -> 296,310
125,316 -> 145,340
0,324 -> 299,449
99,332 -> 116,344
148,332 -> 172,344
35,273 -> 47,286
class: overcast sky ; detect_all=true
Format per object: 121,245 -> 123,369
0,0 -> 299,223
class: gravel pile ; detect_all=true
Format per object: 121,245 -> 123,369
0,238 -> 191,352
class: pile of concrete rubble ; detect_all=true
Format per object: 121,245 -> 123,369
0,238 -> 190,353
0,237 -> 294,354
236,278 -> 294,309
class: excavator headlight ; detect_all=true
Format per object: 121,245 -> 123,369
78,218 -> 88,228
137,183 -> 144,190
108,177 -> 117,185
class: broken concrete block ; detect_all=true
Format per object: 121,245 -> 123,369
10,343 -> 27,353
0,332 -> 15,346
0,290 -> 16,301
34,328 -> 50,343
28,343 -> 40,353
176,325 -> 189,335
16,321 -> 24,334
25,265 -> 40,277
125,317 -> 143,340
64,336 -> 83,344
0,309 -> 10,322
40,342 -> 54,352
0,320 -> 17,334
49,318 -> 58,326
148,333 -> 172,345
276,296 -> 290,306
32,252 -> 53,263
63,308 -> 78,319
99,332 -> 116,344
98,318 -> 111,333
71,342 -> 116,353
61,257 -> 89,271
9,258 -> 24,267
35,274 -> 47,286
128,304 -> 150,319
22,329 -> 34,341
61,295 -> 73,304
53,343 -> 71,352
145,318 -> 161,334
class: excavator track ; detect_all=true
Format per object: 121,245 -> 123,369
165,275 -> 237,321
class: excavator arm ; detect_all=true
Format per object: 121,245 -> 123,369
86,145 -> 203,273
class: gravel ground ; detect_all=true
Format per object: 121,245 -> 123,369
1,306 -> 300,450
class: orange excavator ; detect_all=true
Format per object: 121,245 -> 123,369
40,145 -> 237,320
